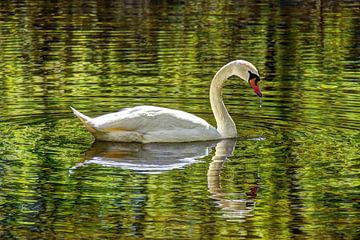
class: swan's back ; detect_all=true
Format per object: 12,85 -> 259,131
74,106 -> 221,143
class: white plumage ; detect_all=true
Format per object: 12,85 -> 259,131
71,60 -> 261,143
71,106 -> 220,142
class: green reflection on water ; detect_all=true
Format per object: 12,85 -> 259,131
0,0 -> 359,239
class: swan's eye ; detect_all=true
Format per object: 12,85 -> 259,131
248,71 -> 260,85
255,76 -> 260,85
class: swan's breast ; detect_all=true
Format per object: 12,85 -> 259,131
142,127 -> 221,143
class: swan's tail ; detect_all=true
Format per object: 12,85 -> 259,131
70,107 -> 96,133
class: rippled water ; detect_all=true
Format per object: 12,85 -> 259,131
1,1 -> 359,239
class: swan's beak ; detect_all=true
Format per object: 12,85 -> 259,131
249,78 -> 262,97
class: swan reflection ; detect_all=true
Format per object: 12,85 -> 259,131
72,139 -> 260,220
71,141 -> 218,174
208,139 -> 260,221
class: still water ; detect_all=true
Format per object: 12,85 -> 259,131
0,0 -> 359,239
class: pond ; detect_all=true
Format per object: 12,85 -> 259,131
0,1 -> 359,239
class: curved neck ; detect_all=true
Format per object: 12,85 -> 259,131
210,63 -> 237,138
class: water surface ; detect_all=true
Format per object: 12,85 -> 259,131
0,1 -> 359,239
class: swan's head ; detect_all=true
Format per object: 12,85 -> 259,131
233,60 -> 262,97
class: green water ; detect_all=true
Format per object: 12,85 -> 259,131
0,1 -> 359,239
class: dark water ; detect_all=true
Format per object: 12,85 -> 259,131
1,1 -> 359,239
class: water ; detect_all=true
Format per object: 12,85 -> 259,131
1,1 -> 359,239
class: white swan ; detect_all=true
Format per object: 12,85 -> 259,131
71,60 -> 262,143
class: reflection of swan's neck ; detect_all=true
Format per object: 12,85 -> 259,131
207,139 -> 236,197
208,139 -> 257,219
210,63 -> 238,138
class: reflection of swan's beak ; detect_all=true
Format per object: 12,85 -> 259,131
249,78 -> 262,97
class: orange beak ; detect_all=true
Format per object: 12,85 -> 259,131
249,78 -> 262,97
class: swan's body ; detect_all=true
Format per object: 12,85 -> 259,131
71,60 -> 262,143
71,105 -> 220,142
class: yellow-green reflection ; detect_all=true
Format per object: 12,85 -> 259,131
0,0 -> 359,239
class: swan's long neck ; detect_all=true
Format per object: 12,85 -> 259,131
210,63 -> 238,138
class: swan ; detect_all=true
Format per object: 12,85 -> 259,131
71,60 -> 262,143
